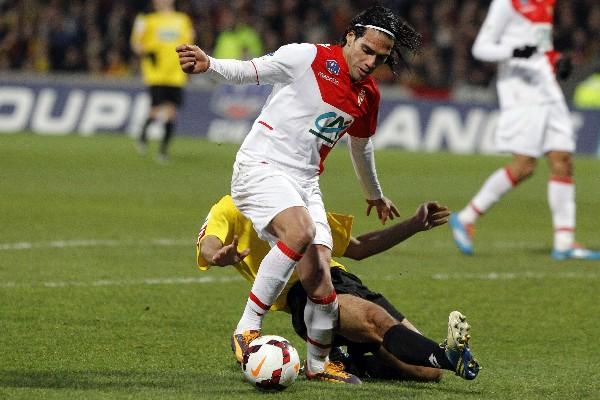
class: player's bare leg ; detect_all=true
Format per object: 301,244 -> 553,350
337,294 -> 442,381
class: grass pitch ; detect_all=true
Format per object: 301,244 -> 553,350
1,133 -> 599,399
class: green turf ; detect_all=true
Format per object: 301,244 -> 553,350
1,133 -> 599,399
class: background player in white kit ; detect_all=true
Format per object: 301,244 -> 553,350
176,6 -> 423,383
450,0 -> 600,261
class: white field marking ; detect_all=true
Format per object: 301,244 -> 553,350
430,241 -> 549,250
0,238 -> 190,251
0,275 -> 244,289
0,239 -> 560,252
430,271 -> 600,280
368,271 -> 599,281
3,270 -> 598,290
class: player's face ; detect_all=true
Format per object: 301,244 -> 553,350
344,29 -> 394,81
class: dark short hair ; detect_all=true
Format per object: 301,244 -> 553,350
340,5 -> 421,74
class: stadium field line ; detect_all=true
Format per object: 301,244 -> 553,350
429,271 -> 600,280
0,238 -> 555,251
0,238 -> 190,251
0,275 -> 244,289
2,270 -> 598,290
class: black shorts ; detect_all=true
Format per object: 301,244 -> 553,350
286,267 -> 405,354
149,85 -> 183,107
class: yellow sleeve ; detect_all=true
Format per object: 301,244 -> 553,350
327,212 -> 354,258
196,196 -> 236,270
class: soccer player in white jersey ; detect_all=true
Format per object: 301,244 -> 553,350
177,6 -> 422,383
449,0 -> 600,261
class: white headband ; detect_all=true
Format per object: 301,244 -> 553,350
354,23 -> 395,39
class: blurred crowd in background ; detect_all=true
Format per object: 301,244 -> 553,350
1,0 -> 599,99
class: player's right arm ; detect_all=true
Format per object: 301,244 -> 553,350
472,0 -> 514,62
343,202 -> 449,260
176,43 -> 315,85
196,196 -> 250,269
201,235 -> 250,267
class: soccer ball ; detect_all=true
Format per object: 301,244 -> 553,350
241,335 -> 301,391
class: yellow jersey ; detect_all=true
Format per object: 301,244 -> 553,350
196,195 -> 354,312
131,11 -> 194,87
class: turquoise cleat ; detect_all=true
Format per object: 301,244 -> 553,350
449,214 -> 474,255
551,245 -> 600,260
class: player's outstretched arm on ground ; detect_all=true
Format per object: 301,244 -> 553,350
176,44 -> 210,74
344,202 -> 449,260
200,235 -> 250,267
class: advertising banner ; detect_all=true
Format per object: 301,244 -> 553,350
1,77 -> 598,156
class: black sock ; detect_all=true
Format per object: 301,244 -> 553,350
159,121 -> 174,155
139,118 -> 154,143
382,324 -> 454,371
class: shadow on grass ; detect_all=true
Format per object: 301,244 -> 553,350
0,369 -> 249,394
361,377 -> 485,396
0,364 -> 485,397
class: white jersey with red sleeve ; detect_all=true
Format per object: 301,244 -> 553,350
472,0 -> 565,108
208,43 -> 380,181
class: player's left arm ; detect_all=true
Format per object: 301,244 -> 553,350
348,135 -> 399,225
343,202 -> 449,260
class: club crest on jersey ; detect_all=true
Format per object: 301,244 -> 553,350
325,60 -> 340,75
357,89 -> 366,106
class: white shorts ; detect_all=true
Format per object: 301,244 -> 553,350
494,101 -> 575,158
230,160 -> 332,249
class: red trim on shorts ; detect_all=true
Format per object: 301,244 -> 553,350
308,290 -> 337,305
550,175 -> 574,184
249,291 -> 271,311
258,120 -> 273,130
276,241 -> 303,261
469,202 -> 483,216
250,60 -> 259,85
554,227 -> 575,233
504,166 -> 519,186
306,336 -> 332,349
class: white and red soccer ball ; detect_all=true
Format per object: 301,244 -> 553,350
241,335 -> 301,391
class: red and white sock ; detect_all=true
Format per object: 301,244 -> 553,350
459,167 -> 517,225
304,291 -> 338,373
548,176 -> 575,251
235,241 -> 302,334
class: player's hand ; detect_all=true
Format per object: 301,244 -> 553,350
210,235 -> 250,266
366,197 -> 400,225
512,45 -> 537,58
556,56 -> 573,80
176,44 -> 210,74
413,201 -> 450,231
